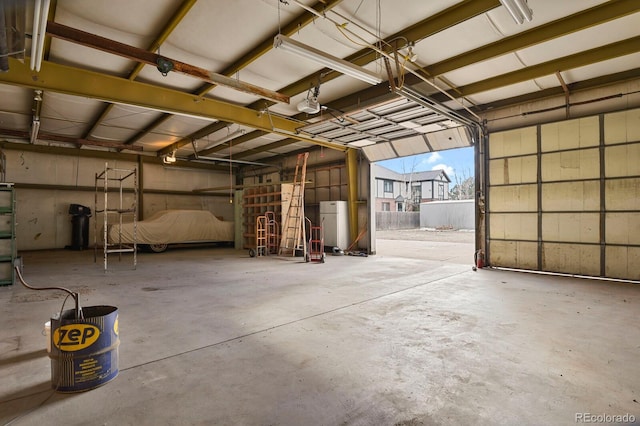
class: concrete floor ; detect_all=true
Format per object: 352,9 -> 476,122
1,234 -> 638,426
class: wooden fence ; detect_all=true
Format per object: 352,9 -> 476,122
375,212 -> 420,230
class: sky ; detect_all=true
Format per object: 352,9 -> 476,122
376,146 -> 474,184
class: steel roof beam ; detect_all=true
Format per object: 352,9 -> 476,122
441,36 -> 640,99
206,1 -> 639,161
83,0 -> 197,140
193,130 -> 269,158
135,0 -> 344,153
224,0 -> 500,159
0,127 -> 143,151
158,122 -> 230,157
425,0 -> 639,78
0,58 -> 347,151
46,22 -> 290,104
252,0 -> 501,108
472,67 -> 640,112
192,0 -> 344,98
232,138 -> 298,160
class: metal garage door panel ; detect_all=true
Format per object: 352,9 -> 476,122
489,240 -> 537,270
489,155 -> 537,185
488,127 -> 537,158
605,144 -> 640,177
489,213 -> 537,240
541,213 -> 600,244
606,246 -> 640,281
542,243 -> 600,276
541,181 -> 600,212
605,178 -> 640,210
362,142 -> 398,162
541,116 -> 599,151
542,181 -> 600,211
606,213 -> 640,245
489,184 -> 537,212
487,108 -> 640,280
541,149 -> 600,181
604,109 -> 640,144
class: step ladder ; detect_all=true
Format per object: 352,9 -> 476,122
278,152 -> 309,257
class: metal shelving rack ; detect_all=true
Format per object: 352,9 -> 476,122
94,163 -> 137,271
0,183 -> 16,286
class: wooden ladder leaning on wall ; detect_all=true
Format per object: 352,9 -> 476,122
278,152 -> 309,257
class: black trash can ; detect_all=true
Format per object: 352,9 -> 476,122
69,204 -> 92,250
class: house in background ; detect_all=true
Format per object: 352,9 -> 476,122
373,164 -> 451,212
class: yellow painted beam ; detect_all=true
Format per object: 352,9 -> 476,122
84,0 -> 198,139
46,22 -> 290,104
130,0 -> 345,150
426,0 -> 640,77
194,0 -> 344,97
274,0 -> 501,99
128,0 -> 198,81
1,58 -> 347,152
346,148 -> 359,248
454,36 -> 640,98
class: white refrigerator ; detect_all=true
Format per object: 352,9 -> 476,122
320,201 -> 349,250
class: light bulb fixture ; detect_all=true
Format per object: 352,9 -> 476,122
163,150 -> 177,164
404,43 -> 418,63
499,0 -> 533,24
273,34 -> 382,85
157,57 -> 174,76
297,85 -> 321,114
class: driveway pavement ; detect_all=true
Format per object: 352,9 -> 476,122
375,228 -> 476,265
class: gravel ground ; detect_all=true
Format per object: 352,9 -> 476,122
376,228 -> 475,243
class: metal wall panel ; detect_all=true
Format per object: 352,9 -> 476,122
489,213 -> 537,240
541,116 -> 600,151
605,246 -> 640,280
488,127 -> 537,157
604,109 -> 640,144
487,107 -> 640,281
489,184 -> 538,212
489,155 -> 537,185
489,240 -> 538,270
541,149 -> 600,181
605,178 -> 640,210
605,144 -> 640,177
541,243 -> 601,277
541,181 -> 600,211
541,213 -> 600,243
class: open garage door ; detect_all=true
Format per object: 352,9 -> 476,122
486,107 -> 640,281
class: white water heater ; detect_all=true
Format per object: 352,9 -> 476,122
320,201 -> 349,250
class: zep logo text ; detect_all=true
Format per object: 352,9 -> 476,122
53,324 -> 100,351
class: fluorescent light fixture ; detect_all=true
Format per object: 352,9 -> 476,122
30,120 -> 40,144
499,0 -> 533,24
30,0 -> 51,71
274,34 -> 382,85
347,139 -> 376,148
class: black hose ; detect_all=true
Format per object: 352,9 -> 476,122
14,266 -> 81,319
